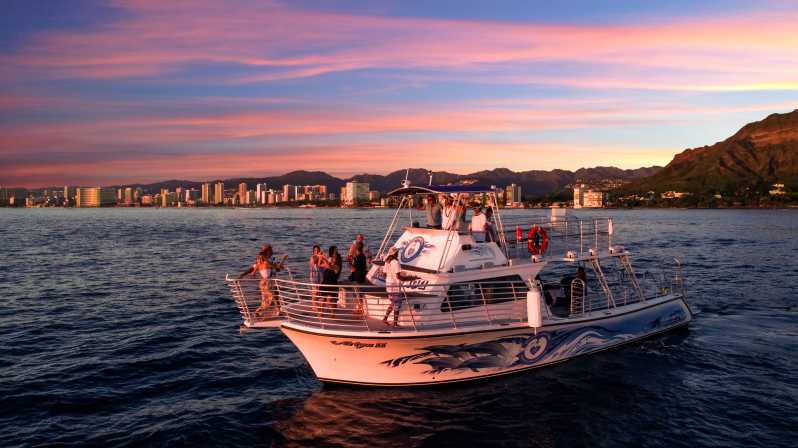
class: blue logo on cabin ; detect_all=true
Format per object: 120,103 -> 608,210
399,236 -> 434,263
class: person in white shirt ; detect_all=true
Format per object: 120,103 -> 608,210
381,246 -> 417,326
469,206 -> 487,242
441,197 -> 458,230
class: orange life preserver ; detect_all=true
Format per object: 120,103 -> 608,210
527,226 -> 549,255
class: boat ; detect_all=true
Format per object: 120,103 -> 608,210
226,183 -> 692,386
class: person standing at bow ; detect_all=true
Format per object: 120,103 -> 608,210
240,244 -> 284,316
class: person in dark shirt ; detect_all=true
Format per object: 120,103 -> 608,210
349,242 -> 368,284
320,246 -> 342,315
349,242 -> 368,314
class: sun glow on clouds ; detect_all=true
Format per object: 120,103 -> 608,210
1,0 -> 798,187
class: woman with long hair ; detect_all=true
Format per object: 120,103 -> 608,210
309,245 -> 323,313
239,246 -> 284,316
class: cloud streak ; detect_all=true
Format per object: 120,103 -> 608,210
2,1 -> 797,187
6,1 -> 798,91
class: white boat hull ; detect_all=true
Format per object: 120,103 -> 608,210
280,295 -> 692,386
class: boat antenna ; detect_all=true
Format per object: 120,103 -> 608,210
401,168 -> 411,188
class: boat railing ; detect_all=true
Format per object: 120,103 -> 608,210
570,278 -> 587,315
226,277 -> 532,332
226,257 -> 685,327
498,217 -> 617,261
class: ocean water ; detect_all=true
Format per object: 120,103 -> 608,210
1,208 -> 796,447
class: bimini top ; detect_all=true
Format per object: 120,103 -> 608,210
387,184 -> 494,196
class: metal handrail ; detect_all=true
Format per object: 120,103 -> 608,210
570,278 -> 587,315
226,250 -> 687,327
228,277 -> 531,332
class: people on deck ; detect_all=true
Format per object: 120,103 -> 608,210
381,247 -> 418,327
309,245 -> 324,312
455,198 -> 468,231
349,242 -> 368,314
347,234 -> 372,269
349,242 -> 368,284
483,207 -> 495,242
442,197 -> 457,230
239,245 -> 284,316
469,206 -> 487,242
425,194 -> 442,229
319,246 -> 342,315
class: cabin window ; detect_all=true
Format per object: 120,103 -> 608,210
440,275 -> 528,312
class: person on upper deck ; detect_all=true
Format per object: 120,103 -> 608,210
469,206 -> 487,242
382,246 -> 418,327
456,198 -> 468,231
484,206 -> 498,243
425,194 -> 442,229
442,197 -> 457,230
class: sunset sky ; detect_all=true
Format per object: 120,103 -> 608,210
1,0 -> 798,187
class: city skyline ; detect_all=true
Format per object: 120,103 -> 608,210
2,1 -> 798,187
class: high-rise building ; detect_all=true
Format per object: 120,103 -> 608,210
214,181 -> 224,205
123,187 -> 134,205
160,188 -> 170,207
573,184 -> 583,208
505,184 -> 522,206
282,184 -> 294,202
255,183 -> 267,205
63,186 -> 75,205
342,182 -> 369,206
201,182 -> 211,204
238,182 -> 248,205
75,187 -> 116,207
573,184 -> 604,208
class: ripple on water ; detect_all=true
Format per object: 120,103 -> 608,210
1,208 -> 797,447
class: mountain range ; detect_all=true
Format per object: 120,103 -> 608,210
130,166 -> 660,199
626,109 -> 798,194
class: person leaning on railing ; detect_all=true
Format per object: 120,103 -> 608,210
239,244 -> 285,317
382,246 -> 419,327
319,246 -> 342,317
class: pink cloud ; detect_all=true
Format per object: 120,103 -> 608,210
4,1 -> 797,91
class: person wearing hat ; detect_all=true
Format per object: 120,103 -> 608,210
469,206 -> 487,242
381,246 -> 418,327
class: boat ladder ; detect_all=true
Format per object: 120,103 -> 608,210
590,258 -> 616,308
619,254 -> 645,302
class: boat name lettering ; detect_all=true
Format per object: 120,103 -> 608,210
331,340 -> 387,349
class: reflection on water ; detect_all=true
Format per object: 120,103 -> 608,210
274,332 -> 690,448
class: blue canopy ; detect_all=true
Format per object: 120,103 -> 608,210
387,184 -> 494,196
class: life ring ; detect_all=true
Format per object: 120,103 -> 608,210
527,226 -> 549,255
